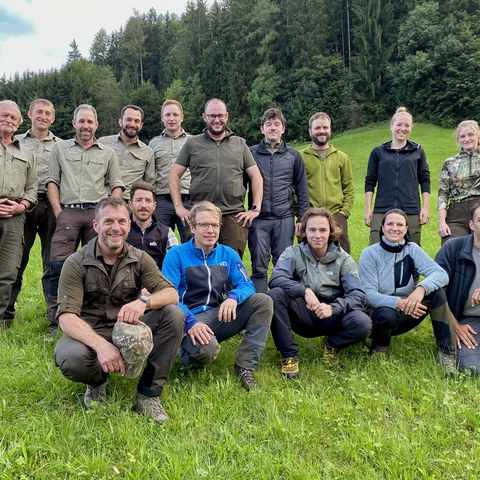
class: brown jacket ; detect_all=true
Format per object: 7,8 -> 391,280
57,238 -> 173,328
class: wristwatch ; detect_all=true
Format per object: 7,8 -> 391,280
139,295 -> 151,308
250,205 -> 261,213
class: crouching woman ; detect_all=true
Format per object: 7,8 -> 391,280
268,207 -> 371,379
358,208 -> 455,371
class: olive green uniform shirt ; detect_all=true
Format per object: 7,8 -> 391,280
175,129 -> 256,214
0,136 -> 37,206
57,238 -> 174,328
17,129 -> 62,194
46,137 -> 124,205
98,133 -> 155,199
149,129 -> 191,195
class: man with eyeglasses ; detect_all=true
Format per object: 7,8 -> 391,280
162,201 -> 273,391
168,98 -> 263,258
0,100 -> 38,327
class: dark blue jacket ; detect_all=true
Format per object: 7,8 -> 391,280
435,234 -> 476,320
249,140 -> 309,219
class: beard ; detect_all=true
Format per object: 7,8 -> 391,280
207,122 -> 226,137
311,133 -> 331,147
122,126 -> 139,139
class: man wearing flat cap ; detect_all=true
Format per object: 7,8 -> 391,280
54,196 -> 184,423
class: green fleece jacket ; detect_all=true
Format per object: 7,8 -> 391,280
300,144 -> 354,217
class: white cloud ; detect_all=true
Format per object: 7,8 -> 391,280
1,0 -> 193,78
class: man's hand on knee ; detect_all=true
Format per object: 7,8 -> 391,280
96,341 -> 126,376
218,298 -> 237,322
188,322 -> 214,346
117,299 -> 147,324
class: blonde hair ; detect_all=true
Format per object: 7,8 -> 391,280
29,99 -> 55,115
189,201 -> 222,225
456,120 -> 480,145
161,99 -> 183,116
390,106 -> 413,126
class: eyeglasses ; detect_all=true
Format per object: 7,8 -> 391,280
205,114 -> 227,120
193,222 -> 222,230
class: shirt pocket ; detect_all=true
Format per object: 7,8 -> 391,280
112,279 -> 139,308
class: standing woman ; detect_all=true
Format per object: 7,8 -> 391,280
438,120 -> 480,244
364,107 -> 430,246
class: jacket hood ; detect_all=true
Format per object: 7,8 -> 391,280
382,139 -> 420,152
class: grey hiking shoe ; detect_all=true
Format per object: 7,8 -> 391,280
234,364 -> 260,391
437,350 -> 456,376
370,344 -> 390,356
83,379 -> 108,410
133,393 -> 169,424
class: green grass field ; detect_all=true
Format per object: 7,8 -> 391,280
2,123 -> 479,479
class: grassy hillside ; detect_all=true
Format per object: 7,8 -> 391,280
3,123 -> 480,480
294,122 -> 459,260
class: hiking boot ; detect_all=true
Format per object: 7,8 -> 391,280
370,344 -> 390,356
323,337 -> 339,366
1,317 -> 13,328
281,356 -> 300,379
234,364 -> 259,391
133,393 -> 169,424
47,325 -> 59,337
83,379 -> 108,410
437,350 -> 457,376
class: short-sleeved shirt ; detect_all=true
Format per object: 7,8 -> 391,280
46,137 -> 124,205
16,129 -> 62,194
149,129 -> 191,195
0,136 -> 37,206
175,129 -> 256,214
98,133 -> 155,199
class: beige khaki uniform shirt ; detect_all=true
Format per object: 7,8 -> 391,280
98,133 -> 155,199
0,137 -> 37,206
46,137 -> 124,205
149,129 -> 191,195
17,130 -> 62,194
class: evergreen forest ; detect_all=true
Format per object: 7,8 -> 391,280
1,0 -> 479,142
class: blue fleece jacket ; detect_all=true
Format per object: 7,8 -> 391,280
162,238 -> 255,330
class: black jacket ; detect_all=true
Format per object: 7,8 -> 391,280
127,214 -> 170,269
365,140 -> 430,214
249,140 -> 309,219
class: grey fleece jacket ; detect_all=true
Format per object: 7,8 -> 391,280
358,238 -> 448,310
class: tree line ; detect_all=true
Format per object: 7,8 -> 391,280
1,0 -> 478,143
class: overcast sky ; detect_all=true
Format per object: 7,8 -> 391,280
0,0 -> 200,79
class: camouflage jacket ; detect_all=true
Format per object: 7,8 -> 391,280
438,148 -> 480,210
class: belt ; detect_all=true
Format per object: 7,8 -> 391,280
63,203 -> 97,210
37,193 -> 48,201
156,194 -> 190,202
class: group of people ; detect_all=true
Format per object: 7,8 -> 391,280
1,96 -> 480,425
